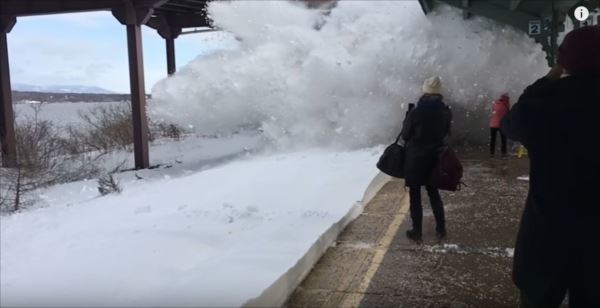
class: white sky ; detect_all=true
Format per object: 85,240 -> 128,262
7,11 -> 234,93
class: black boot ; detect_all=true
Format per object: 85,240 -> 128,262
406,229 -> 422,242
436,226 -> 447,239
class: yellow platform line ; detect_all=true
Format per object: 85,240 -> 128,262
340,190 -> 410,307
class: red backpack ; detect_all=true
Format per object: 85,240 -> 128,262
429,147 -> 464,191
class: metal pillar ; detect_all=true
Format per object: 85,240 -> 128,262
126,23 -> 150,169
166,37 -> 176,75
0,17 -> 17,167
548,9 -> 559,66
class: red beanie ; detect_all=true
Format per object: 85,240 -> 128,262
557,26 -> 600,75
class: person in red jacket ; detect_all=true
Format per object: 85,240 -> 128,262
489,94 -> 510,157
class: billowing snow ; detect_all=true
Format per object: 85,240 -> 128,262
150,1 -> 548,149
0,149 -> 380,306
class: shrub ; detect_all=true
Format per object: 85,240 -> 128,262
75,103 -> 134,153
0,166 -> 24,212
151,122 -> 184,140
1,105 -> 100,213
72,103 -> 186,155
2,103 -> 185,212
97,173 -> 122,196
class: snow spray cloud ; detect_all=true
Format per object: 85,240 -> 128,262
150,1 -> 548,149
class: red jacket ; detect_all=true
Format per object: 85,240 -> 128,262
489,95 -> 510,128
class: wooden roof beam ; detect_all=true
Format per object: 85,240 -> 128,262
0,0 -> 119,17
155,7 -> 196,14
160,2 -> 204,11
146,12 -> 210,34
146,14 -> 182,39
0,0 -> 171,18
112,0 -> 168,26
178,0 -> 207,4
175,0 -> 208,8
0,17 -> 16,33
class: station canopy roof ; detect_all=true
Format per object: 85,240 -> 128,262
419,0 -> 599,31
0,0 -> 212,38
418,0 -> 600,64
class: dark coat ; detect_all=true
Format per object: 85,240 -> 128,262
501,74 -> 600,295
401,95 -> 452,186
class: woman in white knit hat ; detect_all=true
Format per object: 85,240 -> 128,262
400,76 -> 452,241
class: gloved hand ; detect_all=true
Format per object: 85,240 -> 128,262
545,65 -> 564,81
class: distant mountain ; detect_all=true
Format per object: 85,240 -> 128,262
12,91 -> 133,103
12,83 -> 116,94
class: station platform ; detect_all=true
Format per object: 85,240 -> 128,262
286,155 -> 530,307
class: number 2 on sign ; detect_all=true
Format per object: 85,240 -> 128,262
529,21 -> 541,35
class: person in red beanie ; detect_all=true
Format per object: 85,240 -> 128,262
502,25 -> 600,308
557,25 -> 600,75
489,94 -> 510,157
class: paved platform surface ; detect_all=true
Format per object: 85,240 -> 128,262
286,155 -> 530,308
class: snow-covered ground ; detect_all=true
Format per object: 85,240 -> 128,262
3,99 -> 382,306
0,148 -> 380,306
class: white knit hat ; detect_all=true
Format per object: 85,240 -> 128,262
422,76 -> 442,94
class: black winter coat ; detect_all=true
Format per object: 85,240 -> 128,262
501,74 -> 600,295
401,95 -> 452,187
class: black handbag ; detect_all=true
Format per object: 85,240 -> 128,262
377,133 -> 406,178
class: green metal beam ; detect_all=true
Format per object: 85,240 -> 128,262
418,0 -> 592,66
510,0 -> 522,11
436,0 -> 542,33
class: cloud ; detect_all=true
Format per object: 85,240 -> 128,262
7,11 -> 229,93
8,33 -> 130,92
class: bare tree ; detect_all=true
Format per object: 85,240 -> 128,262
1,104 -> 100,213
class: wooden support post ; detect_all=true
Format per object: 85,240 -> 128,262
166,37 -> 176,75
113,1 -> 159,169
126,24 -> 150,169
0,17 -> 17,167
461,0 -> 472,19
146,14 -> 181,76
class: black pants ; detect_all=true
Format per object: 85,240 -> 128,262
408,185 -> 445,232
490,127 -> 507,155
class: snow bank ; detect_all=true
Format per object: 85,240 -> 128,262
0,149 -> 380,307
245,171 -> 394,306
150,1 -> 548,149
